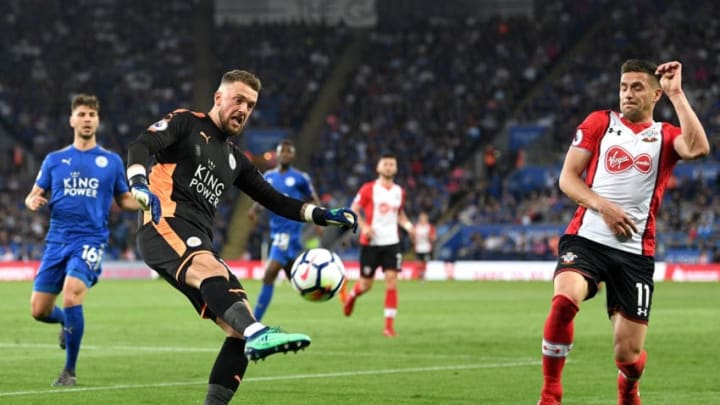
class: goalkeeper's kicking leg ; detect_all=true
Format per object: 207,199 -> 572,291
179,253 -> 310,404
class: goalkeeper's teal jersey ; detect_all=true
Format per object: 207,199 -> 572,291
35,145 -> 129,243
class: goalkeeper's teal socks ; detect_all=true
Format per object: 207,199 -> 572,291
253,284 -> 274,321
63,305 -> 84,373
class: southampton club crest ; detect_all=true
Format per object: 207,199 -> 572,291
640,128 -> 659,142
560,251 -> 578,265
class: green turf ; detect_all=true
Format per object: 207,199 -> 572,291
0,279 -> 718,404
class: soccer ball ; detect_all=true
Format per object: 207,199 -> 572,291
290,248 -> 346,302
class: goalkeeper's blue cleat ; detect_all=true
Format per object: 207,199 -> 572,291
244,326 -> 311,362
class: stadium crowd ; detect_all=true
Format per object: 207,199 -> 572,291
0,0 -> 350,260
0,0 -> 718,263
308,2 -> 599,221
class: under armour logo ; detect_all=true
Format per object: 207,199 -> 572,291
607,127 -> 623,136
637,308 -> 648,316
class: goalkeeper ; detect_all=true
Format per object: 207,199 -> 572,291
126,69 -> 357,405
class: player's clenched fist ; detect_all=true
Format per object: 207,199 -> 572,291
656,61 -> 683,96
25,194 -> 48,211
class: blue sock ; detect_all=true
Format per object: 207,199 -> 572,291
63,305 -> 84,372
38,306 -> 66,325
253,284 -> 274,321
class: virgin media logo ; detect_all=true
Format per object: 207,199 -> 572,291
605,146 -> 652,174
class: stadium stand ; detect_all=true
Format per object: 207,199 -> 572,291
0,0 -> 718,263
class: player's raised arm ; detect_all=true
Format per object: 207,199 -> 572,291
658,61 -> 710,160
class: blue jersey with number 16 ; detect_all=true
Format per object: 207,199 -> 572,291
35,145 -> 129,244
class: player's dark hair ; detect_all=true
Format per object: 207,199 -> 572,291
379,151 -> 397,160
71,94 -> 99,113
621,59 -> 660,85
276,139 -> 295,153
221,70 -> 262,92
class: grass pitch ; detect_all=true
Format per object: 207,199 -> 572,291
0,278 -> 718,404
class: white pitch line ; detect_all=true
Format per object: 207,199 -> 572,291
0,361 -> 540,398
0,342 -> 509,359
0,342 -> 217,353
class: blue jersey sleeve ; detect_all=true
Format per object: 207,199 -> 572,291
35,153 -> 56,190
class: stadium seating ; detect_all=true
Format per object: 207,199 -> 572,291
1,0 -> 719,263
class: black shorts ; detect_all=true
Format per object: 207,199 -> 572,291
137,217 -> 244,320
415,251 -> 432,262
359,244 -> 402,278
555,235 -> 655,323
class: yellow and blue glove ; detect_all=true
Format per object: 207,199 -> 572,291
129,175 -> 161,224
321,208 -> 358,233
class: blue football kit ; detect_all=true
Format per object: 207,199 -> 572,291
253,166 -> 316,321
33,145 -> 129,292
264,167 -> 316,266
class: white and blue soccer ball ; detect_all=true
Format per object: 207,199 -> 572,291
290,248 -> 346,302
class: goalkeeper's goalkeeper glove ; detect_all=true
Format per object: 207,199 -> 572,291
129,175 -> 161,224
324,208 -> 358,232
308,206 -> 358,233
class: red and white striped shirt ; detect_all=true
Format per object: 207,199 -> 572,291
414,223 -> 436,254
565,110 -> 681,255
353,180 -> 406,246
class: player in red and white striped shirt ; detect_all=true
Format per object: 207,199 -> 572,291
340,153 -> 414,337
538,60 -> 709,405
412,212 -> 436,280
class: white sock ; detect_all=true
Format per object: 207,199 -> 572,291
243,322 -> 266,338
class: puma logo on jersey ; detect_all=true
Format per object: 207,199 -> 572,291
199,131 -> 210,144
61,158 -> 72,165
